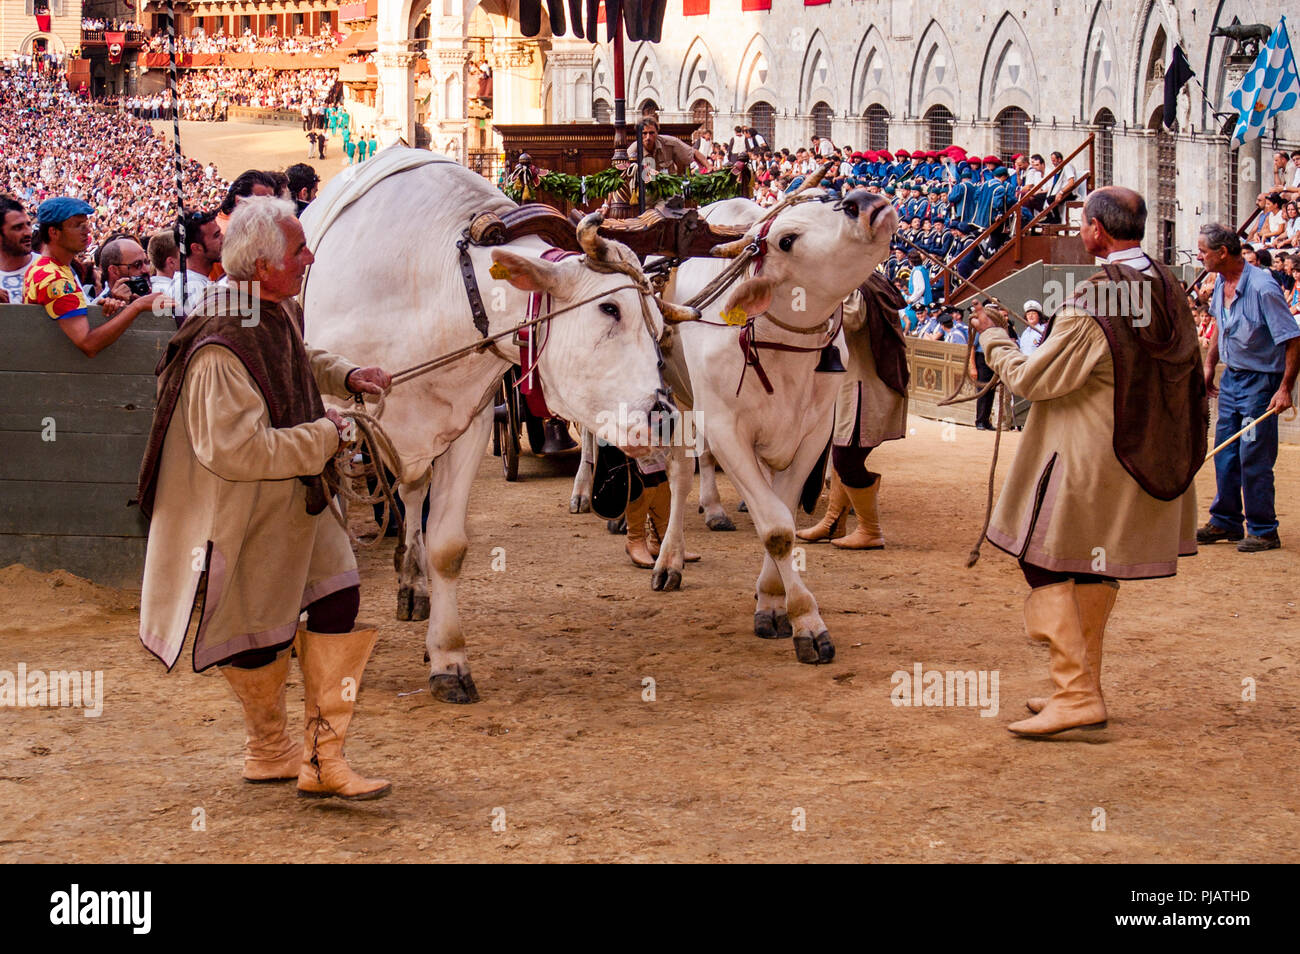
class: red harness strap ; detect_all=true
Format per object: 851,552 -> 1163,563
736,317 -> 834,396
751,217 -> 777,274
518,249 -> 583,411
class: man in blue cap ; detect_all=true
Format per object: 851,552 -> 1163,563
24,197 -> 162,357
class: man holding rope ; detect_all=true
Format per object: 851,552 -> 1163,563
969,186 -> 1205,737
137,197 -> 395,799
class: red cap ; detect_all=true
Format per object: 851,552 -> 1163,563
878,150 -> 893,161
983,155 -> 1000,164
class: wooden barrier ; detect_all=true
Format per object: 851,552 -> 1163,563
1,306 -> 173,588
905,337 -> 976,426
226,106 -> 304,126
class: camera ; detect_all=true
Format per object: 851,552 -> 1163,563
124,274 -> 152,297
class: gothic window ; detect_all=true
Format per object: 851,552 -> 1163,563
996,106 -> 1030,161
863,103 -> 889,151
925,104 -> 954,150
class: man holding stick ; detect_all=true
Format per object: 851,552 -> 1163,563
1195,223 -> 1299,552
969,186 -> 1205,737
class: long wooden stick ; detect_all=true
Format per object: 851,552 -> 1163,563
1203,406 -> 1280,464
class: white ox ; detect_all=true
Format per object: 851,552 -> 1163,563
302,152 -> 675,703
646,186 -> 898,664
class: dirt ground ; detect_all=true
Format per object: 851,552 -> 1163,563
152,120 -> 346,185
1,415 -> 1297,863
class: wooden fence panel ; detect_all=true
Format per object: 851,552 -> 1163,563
0,306 -> 172,588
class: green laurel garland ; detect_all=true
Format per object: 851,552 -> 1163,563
501,166 -> 741,206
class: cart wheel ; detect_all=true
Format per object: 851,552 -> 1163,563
494,373 -> 520,481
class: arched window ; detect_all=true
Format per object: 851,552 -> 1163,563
593,99 -> 611,124
1146,28 -> 1166,84
748,101 -> 775,145
863,103 -> 889,151
639,99 -> 659,118
925,104 -> 954,150
1093,108 -> 1115,188
691,98 -> 713,132
811,101 -> 833,140
996,106 -> 1029,162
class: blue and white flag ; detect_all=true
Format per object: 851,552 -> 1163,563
1228,18 -> 1299,147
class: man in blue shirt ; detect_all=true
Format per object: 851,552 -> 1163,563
1197,223 -> 1300,551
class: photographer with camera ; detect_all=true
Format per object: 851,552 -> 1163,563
96,237 -> 155,305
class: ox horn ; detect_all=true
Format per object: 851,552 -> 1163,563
576,211 -> 611,262
655,298 -> 701,323
709,236 -> 751,258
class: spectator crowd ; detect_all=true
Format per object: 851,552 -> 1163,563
146,26 -> 340,55
0,63 -> 231,307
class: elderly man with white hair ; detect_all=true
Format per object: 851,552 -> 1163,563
137,197 -> 394,800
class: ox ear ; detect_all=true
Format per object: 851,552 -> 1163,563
724,276 -> 775,319
489,249 -> 560,294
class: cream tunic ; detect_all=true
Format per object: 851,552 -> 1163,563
979,307 -> 1197,579
139,344 -> 360,670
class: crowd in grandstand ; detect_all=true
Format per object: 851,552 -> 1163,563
82,18 -> 144,32
122,69 -> 339,120
0,65 -> 228,264
146,26 -> 340,55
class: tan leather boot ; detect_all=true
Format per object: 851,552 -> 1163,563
797,473 -> 849,543
645,481 -> 701,562
221,649 -> 300,782
1027,581 -> 1119,713
296,624 -> 392,800
1008,582 -> 1108,736
832,475 -> 885,550
625,488 -> 655,568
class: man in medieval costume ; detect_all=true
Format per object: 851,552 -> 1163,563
969,186 -> 1206,737
798,273 -> 909,549
137,197 -> 395,798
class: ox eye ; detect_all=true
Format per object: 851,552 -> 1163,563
600,302 -> 621,320
778,233 -> 798,252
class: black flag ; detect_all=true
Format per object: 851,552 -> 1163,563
1163,44 -> 1194,130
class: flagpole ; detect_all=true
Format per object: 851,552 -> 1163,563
167,0 -> 187,317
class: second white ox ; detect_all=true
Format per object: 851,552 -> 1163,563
302,152 -> 676,703
648,186 -> 898,664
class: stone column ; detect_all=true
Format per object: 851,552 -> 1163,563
1224,55 -> 1263,228
375,45 -> 420,146
428,45 -> 471,163
545,42 -> 595,123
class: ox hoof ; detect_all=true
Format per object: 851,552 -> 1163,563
396,586 -> 413,621
705,513 -> 736,532
651,567 -> 682,592
754,610 -> 791,640
411,594 -> 430,622
429,672 -> 481,705
606,517 -> 627,534
793,630 -> 835,665
570,495 -> 592,514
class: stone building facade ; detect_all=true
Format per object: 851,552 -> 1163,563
376,1 -> 1299,260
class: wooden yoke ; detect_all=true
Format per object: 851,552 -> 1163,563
469,202 -> 747,260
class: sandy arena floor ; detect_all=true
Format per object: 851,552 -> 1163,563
152,119 -> 347,185
1,415 -> 1296,863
